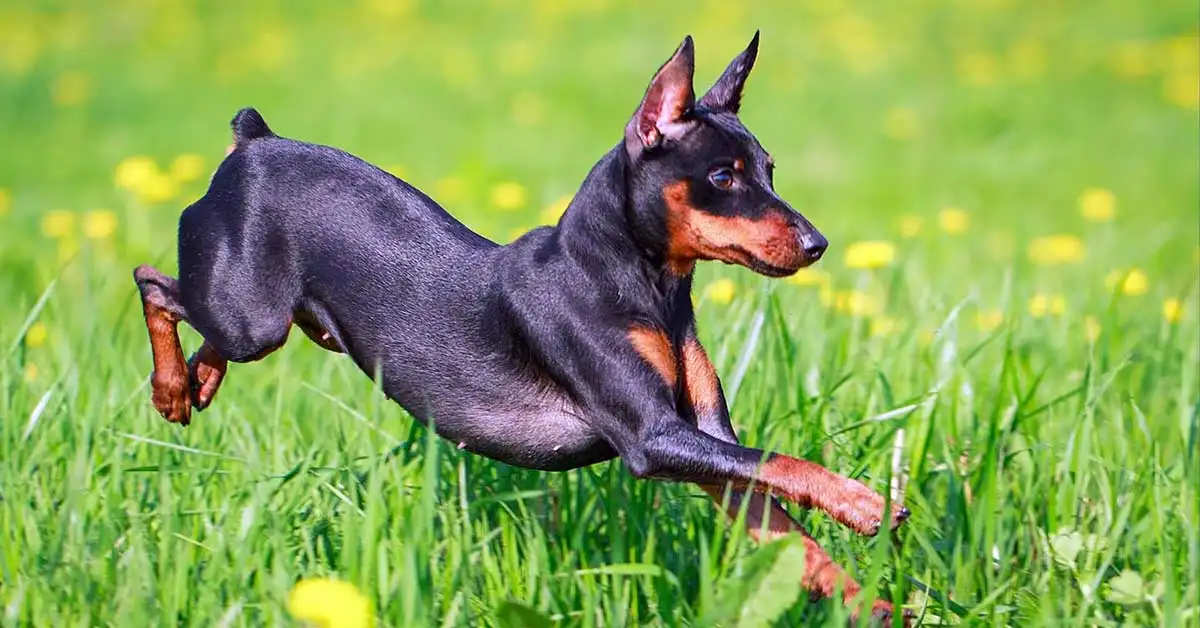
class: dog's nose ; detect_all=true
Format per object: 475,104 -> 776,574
801,231 -> 828,261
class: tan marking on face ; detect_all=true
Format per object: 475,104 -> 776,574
662,180 -> 802,275
682,337 -> 721,413
628,325 -> 677,388
733,158 -> 745,172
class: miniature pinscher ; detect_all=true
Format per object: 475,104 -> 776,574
134,33 -> 910,624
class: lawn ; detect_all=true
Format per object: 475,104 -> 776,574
1,1 -> 1197,626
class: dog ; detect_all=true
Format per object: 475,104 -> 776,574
134,33 -> 910,624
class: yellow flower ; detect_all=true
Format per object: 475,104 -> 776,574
833,290 -> 880,317
540,194 -> 572,224
286,578 -> 374,628
786,268 -> 830,287
1028,293 -> 1067,318
41,210 -> 75,238
1078,188 -> 1116,222
882,107 -> 919,140
976,309 -> 1004,332
135,172 -> 180,204
169,154 -> 207,184
704,278 -> 737,305
51,71 -> 91,107
1163,72 -> 1200,110
1163,298 -> 1184,323
434,177 -> 466,205
1109,42 -> 1153,79
869,316 -> 898,337
844,240 -> 895,270
24,363 -> 39,383
1105,268 -> 1149,296
0,188 -> 10,216
956,52 -> 1000,87
1027,234 -> 1085,266
115,156 -> 159,191
898,215 -> 922,238
490,182 -> 527,211
938,207 -> 969,234
25,322 -> 48,348
1084,316 -> 1102,342
83,210 -> 118,240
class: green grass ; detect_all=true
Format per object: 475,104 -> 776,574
2,1 -> 1198,626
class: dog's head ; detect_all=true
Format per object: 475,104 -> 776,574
624,34 -> 827,277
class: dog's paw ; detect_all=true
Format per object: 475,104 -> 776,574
151,372 -> 191,426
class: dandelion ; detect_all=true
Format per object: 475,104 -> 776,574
40,210 -> 75,238
286,578 -> 374,628
490,182 -> 527,211
704,278 -> 737,305
898,215 -> 922,238
786,267 -> 830,287
1105,268 -> 1149,296
956,52 -> 1000,87
24,363 -> 38,383
869,316 -> 898,337
434,177 -> 466,205
51,71 -> 90,107
882,107 -> 919,140
0,188 -> 10,216
1078,188 -> 1116,222
1163,72 -> 1200,110
135,172 -> 180,204
938,207 -> 969,234
1029,293 -> 1066,317
169,154 -> 207,184
1084,316 -> 1102,342
844,240 -> 895,270
976,309 -> 1004,332
833,290 -> 881,317
115,156 -> 159,191
25,322 -> 47,348
1163,298 -> 1184,323
1108,42 -> 1153,79
83,210 -> 118,240
1027,234 -> 1085,266
540,194 -> 572,224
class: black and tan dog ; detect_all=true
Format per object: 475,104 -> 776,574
134,33 -> 909,623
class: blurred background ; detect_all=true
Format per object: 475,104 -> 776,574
1,1 -> 1198,625
1,0 -> 1196,277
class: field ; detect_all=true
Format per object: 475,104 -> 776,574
1,1 -> 1198,626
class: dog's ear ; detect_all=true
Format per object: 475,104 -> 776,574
698,31 -> 759,114
625,36 -> 696,154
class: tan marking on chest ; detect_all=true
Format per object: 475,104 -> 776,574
682,337 -> 721,413
628,325 -> 678,388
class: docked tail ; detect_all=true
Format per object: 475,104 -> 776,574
229,108 -> 275,150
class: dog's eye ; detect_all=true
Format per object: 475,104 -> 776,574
708,168 -> 735,190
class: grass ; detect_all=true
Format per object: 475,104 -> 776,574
1,0 -> 1198,626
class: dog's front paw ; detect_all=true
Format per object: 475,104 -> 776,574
151,372 -> 191,426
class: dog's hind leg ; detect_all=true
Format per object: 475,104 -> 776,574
134,265 -> 194,425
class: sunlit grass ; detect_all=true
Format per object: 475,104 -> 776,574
1,0 -> 1198,626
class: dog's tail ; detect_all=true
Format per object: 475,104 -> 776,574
229,108 -> 275,150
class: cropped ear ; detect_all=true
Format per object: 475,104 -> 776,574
625,36 -> 697,155
698,31 -> 760,114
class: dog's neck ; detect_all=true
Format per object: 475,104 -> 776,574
556,145 -> 694,325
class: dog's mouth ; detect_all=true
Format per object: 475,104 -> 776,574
715,248 -> 805,277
